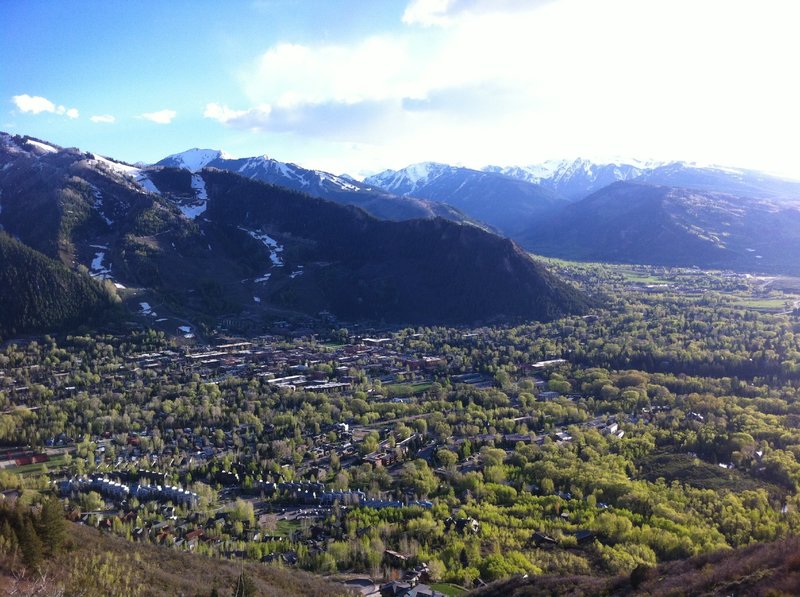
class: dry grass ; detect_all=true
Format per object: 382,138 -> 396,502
1,521 -> 349,597
468,536 -> 800,597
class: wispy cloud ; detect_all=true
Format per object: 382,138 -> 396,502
90,114 -> 116,124
402,0 -> 551,26
140,109 -> 176,124
12,94 -> 79,118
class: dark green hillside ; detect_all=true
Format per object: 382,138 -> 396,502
0,232 -> 114,339
203,170 -> 591,324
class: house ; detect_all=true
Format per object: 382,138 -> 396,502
384,549 -> 411,567
444,516 -> 479,534
530,531 -> 558,547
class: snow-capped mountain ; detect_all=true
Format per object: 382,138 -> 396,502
157,148 -> 231,172
488,159 -> 800,202
364,163 -> 565,236
155,150 -> 470,224
485,159 -> 658,200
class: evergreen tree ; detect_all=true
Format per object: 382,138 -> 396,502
18,516 -> 43,570
37,497 -> 66,556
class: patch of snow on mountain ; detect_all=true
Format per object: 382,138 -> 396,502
89,185 -> 114,225
317,171 -> 360,192
25,139 -> 58,154
241,228 -> 284,267
138,175 -> 160,195
92,154 -> 141,177
178,174 -> 208,219
254,273 -> 271,283
90,251 -> 112,279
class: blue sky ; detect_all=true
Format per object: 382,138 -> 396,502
4,0 -> 800,178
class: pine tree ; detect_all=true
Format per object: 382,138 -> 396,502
37,497 -> 66,556
18,516 -> 43,570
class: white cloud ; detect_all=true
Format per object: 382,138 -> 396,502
12,94 -> 79,118
203,103 -> 262,126
90,114 -> 116,124
140,109 -> 176,124
402,0 -> 454,26
215,0 -> 800,176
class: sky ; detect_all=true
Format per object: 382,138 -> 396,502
3,0 -> 800,178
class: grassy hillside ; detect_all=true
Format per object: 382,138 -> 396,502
0,520 -> 347,597
468,535 -> 800,596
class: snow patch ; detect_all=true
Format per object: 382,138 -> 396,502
138,175 -> 161,195
178,326 -> 192,333
253,296 -> 261,303
92,153 -> 141,177
254,273 -> 271,283
25,139 -> 58,154
240,227 -> 284,267
177,174 -> 208,219
290,266 -> 304,279
90,252 -> 112,279
89,186 -> 114,225
139,302 -> 158,317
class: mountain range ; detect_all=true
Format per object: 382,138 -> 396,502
363,159 -> 800,259
0,132 -> 589,337
520,181 -> 800,274
156,149 -> 473,225
487,158 -> 800,201
364,163 -> 565,236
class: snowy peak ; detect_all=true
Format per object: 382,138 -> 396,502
365,162 -> 460,195
488,158 -> 800,202
156,149 -> 377,197
157,148 -> 227,172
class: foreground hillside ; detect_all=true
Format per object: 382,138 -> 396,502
0,519 -> 345,596
469,535 -> 800,596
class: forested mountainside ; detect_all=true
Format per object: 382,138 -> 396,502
521,181 -> 800,274
0,232 -> 115,340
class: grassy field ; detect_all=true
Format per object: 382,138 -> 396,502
732,297 -> 794,310
6,454 -> 68,477
274,519 -> 301,537
383,382 -> 433,398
